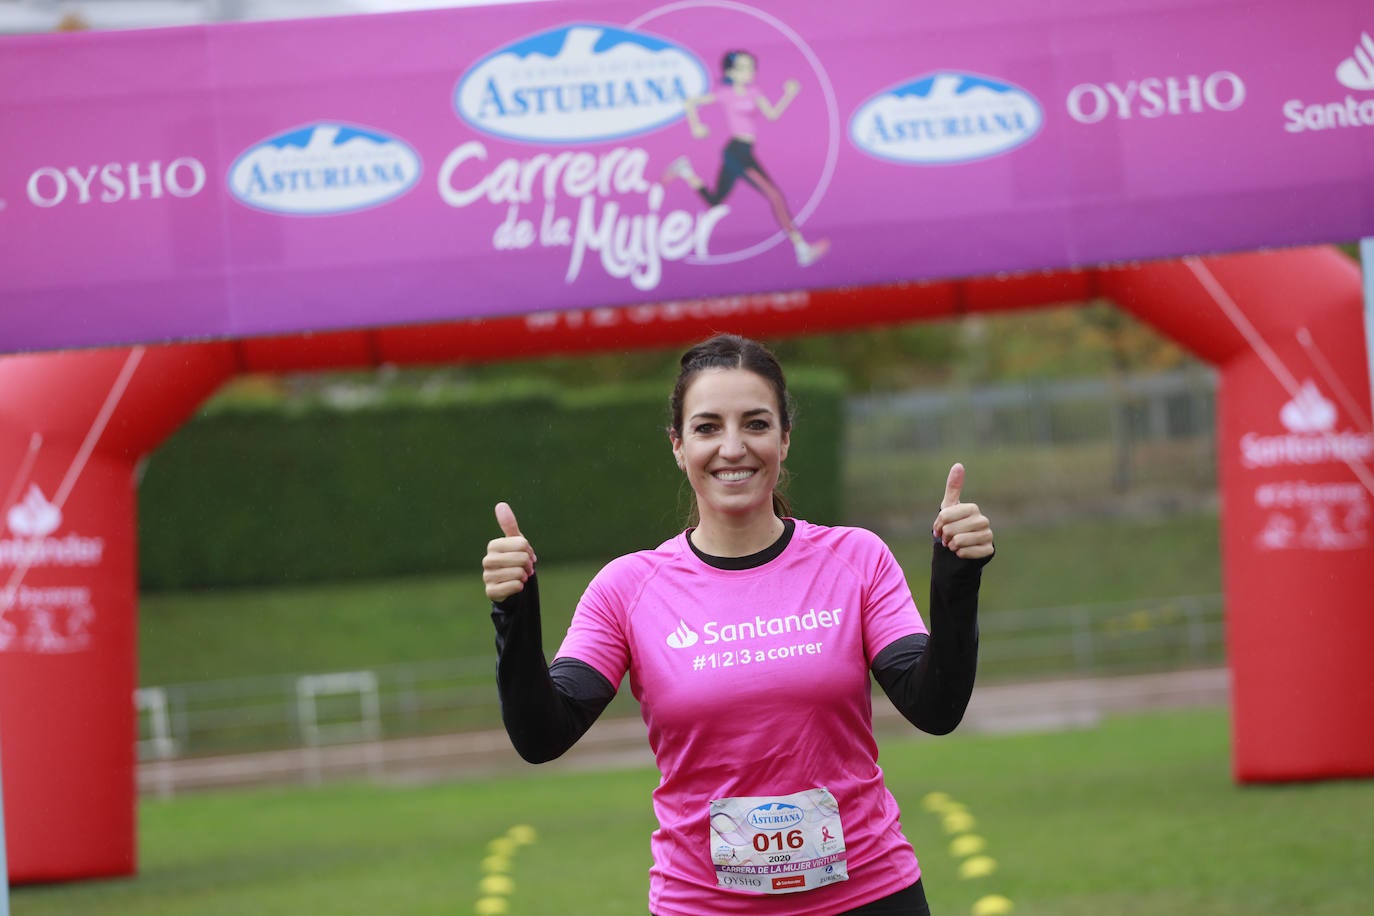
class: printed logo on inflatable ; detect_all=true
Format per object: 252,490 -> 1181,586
454,24 -> 710,144
7,484 -> 60,539
1279,380 -> 1337,434
1240,380 -> 1374,468
1252,382 -> 1371,551
849,72 -> 1043,164
0,484 -> 103,568
0,484 -> 101,653
228,123 -> 422,215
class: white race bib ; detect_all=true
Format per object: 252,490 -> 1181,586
709,787 -> 848,895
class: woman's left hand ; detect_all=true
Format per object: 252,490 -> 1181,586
783,78 -> 801,97
932,462 -> 994,560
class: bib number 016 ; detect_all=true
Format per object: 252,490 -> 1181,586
752,830 -> 804,852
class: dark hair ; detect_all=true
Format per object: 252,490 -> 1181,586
720,50 -> 754,85
669,334 -> 793,522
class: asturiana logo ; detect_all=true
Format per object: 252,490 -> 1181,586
1283,32 -> 1374,133
1,485 -> 104,568
228,123 -> 422,215
747,803 -> 804,831
849,72 -> 1042,164
455,24 -> 709,145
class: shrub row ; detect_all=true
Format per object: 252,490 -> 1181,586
137,371 -> 846,590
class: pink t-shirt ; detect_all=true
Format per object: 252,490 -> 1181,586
719,86 -> 764,139
556,519 -> 928,916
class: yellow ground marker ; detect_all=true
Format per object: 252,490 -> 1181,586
925,793 -> 1011,913
922,791 -> 953,812
475,825 -> 539,914
958,855 -> 997,879
972,893 -> 1014,915
949,834 -> 986,858
942,810 -> 976,833
482,855 -> 511,873
480,874 -> 515,896
507,824 -> 538,846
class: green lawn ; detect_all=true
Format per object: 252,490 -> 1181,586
139,513 -> 1222,686
16,709 -> 1373,915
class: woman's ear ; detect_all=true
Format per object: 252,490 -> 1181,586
780,428 -> 790,462
668,429 -> 684,469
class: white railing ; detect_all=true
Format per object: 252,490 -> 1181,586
135,594 -> 1226,766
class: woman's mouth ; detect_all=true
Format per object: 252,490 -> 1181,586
712,469 -> 756,482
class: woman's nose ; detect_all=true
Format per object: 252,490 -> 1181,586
720,430 -> 747,458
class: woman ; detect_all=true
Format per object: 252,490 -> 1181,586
483,334 -> 994,915
662,51 -> 830,267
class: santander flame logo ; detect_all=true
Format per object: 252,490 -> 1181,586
666,619 -> 699,649
1279,380 -> 1337,434
7,485 -> 61,538
1335,32 -> 1374,91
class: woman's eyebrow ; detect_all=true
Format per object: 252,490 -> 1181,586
688,407 -> 775,421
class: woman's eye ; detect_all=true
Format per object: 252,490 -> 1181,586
694,423 -> 718,435
747,420 -> 770,431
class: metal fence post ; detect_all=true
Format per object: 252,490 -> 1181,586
1072,606 -> 1096,672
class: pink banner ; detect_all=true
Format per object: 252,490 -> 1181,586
1,0 -> 1371,353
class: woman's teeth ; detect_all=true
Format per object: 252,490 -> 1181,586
714,470 -> 754,481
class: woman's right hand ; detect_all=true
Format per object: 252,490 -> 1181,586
483,502 -> 536,602
690,121 -> 710,139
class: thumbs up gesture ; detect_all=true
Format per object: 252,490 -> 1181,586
932,463 -> 994,560
483,502 -> 537,602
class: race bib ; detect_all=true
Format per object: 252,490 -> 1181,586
709,787 -> 848,895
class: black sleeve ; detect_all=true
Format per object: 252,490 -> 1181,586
491,573 -> 617,763
871,541 -> 992,735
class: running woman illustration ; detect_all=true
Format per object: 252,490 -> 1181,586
663,50 -> 830,267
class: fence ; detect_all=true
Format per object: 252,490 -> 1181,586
844,368 -> 1219,531
134,369 -> 1227,790
136,593 -> 1225,771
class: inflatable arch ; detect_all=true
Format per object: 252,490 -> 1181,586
1,246 -> 1370,882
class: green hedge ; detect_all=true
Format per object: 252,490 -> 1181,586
137,371 -> 846,590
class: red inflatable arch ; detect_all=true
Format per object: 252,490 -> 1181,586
1,246 -> 1371,882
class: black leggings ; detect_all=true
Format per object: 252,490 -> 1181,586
651,879 -> 931,916
842,879 -> 931,915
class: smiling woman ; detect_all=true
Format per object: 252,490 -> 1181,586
667,338 -> 794,552
479,333 -> 996,916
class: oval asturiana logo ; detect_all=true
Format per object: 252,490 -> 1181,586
850,71 -> 1043,164
455,23 -> 710,145
228,122 -> 422,215
747,803 -> 804,831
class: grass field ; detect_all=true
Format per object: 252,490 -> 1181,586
139,513 -> 1223,686
18,708 -> 1373,915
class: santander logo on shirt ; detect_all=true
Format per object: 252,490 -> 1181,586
664,608 -> 845,648
666,619 -> 699,649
